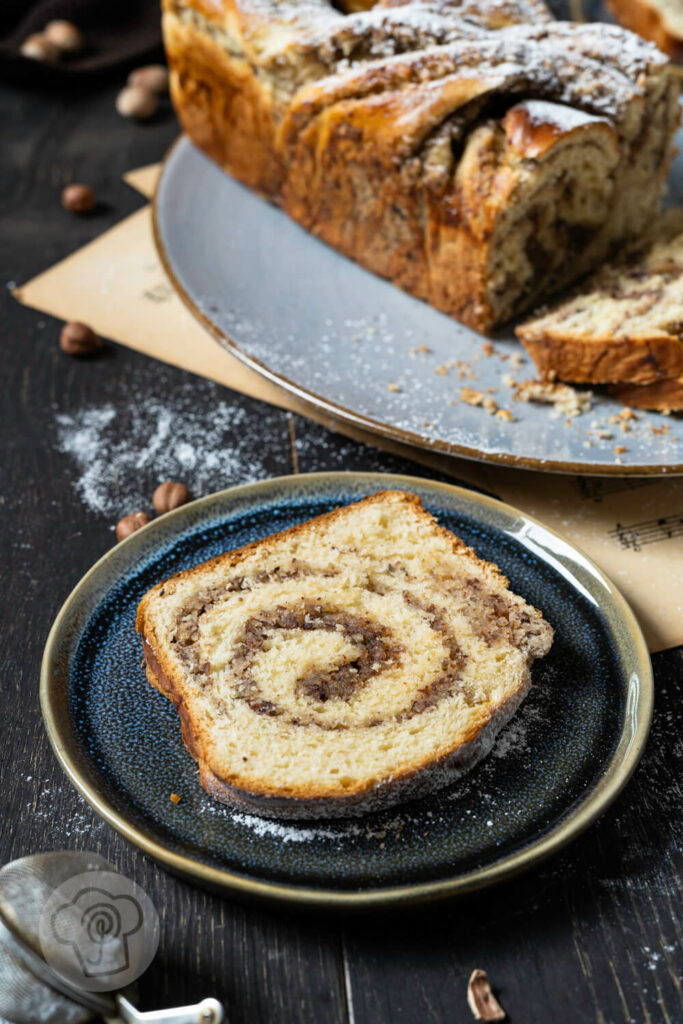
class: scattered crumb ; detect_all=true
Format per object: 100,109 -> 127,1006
614,445 -> 627,454
461,387 -> 485,407
431,357 -> 475,381
388,383 -> 401,392
495,409 -> 515,422
482,341 -> 496,357
460,387 -> 499,414
170,792 -> 181,804
514,379 -> 593,418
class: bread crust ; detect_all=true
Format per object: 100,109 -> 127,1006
163,10 -> 282,197
607,0 -> 683,60
136,491 -> 551,818
610,373 -> 683,409
517,329 -> 683,385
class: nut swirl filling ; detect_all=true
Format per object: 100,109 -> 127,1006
169,565 -> 478,731
230,603 -> 404,717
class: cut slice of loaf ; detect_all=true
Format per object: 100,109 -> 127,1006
136,491 -> 553,819
608,0 -> 683,60
516,212 -> 683,391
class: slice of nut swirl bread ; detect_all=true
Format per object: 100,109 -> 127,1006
136,491 -> 553,819
516,211 -> 683,406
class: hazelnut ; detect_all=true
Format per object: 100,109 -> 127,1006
44,20 -> 84,54
115,86 -> 157,121
59,321 -> 102,357
128,64 -> 169,94
153,480 -> 191,514
61,183 -> 96,214
20,34 -> 60,63
116,512 -> 151,542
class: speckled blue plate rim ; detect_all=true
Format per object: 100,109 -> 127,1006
40,472 -> 653,910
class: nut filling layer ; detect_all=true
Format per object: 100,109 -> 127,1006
168,570 -> 475,730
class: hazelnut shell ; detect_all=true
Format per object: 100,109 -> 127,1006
116,512 -> 151,542
20,34 -> 60,62
153,481 -> 191,514
62,184 -> 96,214
59,321 -> 102,357
116,86 -> 157,121
128,65 -> 169,94
44,20 -> 85,54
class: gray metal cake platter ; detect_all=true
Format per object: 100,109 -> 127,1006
153,126 -> 683,476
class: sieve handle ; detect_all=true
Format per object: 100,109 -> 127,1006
114,994 -> 224,1024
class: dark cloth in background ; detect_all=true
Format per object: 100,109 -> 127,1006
0,0 -> 163,85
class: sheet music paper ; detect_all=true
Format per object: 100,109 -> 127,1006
13,163 -> 683,652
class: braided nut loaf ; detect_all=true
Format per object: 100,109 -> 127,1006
136,492 -> 553,818
162,0 -> 680,332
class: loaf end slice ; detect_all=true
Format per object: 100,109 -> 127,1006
136,491 -> 553,819
516,213 -> 683,387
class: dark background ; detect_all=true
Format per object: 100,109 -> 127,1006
1,72 -> 682,1023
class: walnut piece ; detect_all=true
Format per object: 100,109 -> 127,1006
467,969 -> 506,1022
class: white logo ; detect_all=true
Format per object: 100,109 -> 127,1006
38,871 -> 159,992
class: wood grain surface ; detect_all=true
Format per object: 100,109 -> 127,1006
0,79 -> 681,1024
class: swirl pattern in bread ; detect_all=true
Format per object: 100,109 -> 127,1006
136,491 -> 553,818
162,0 -> 680,331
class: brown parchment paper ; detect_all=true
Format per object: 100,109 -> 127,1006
13,163 -> 683,653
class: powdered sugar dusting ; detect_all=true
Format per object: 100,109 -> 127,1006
224,808 -> 361,842
55,389 -> 281,518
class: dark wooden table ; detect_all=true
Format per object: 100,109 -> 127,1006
1,77 -> 681,1024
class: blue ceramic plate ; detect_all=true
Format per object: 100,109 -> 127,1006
153,131 -> 683,476
41,474 -> 652,908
